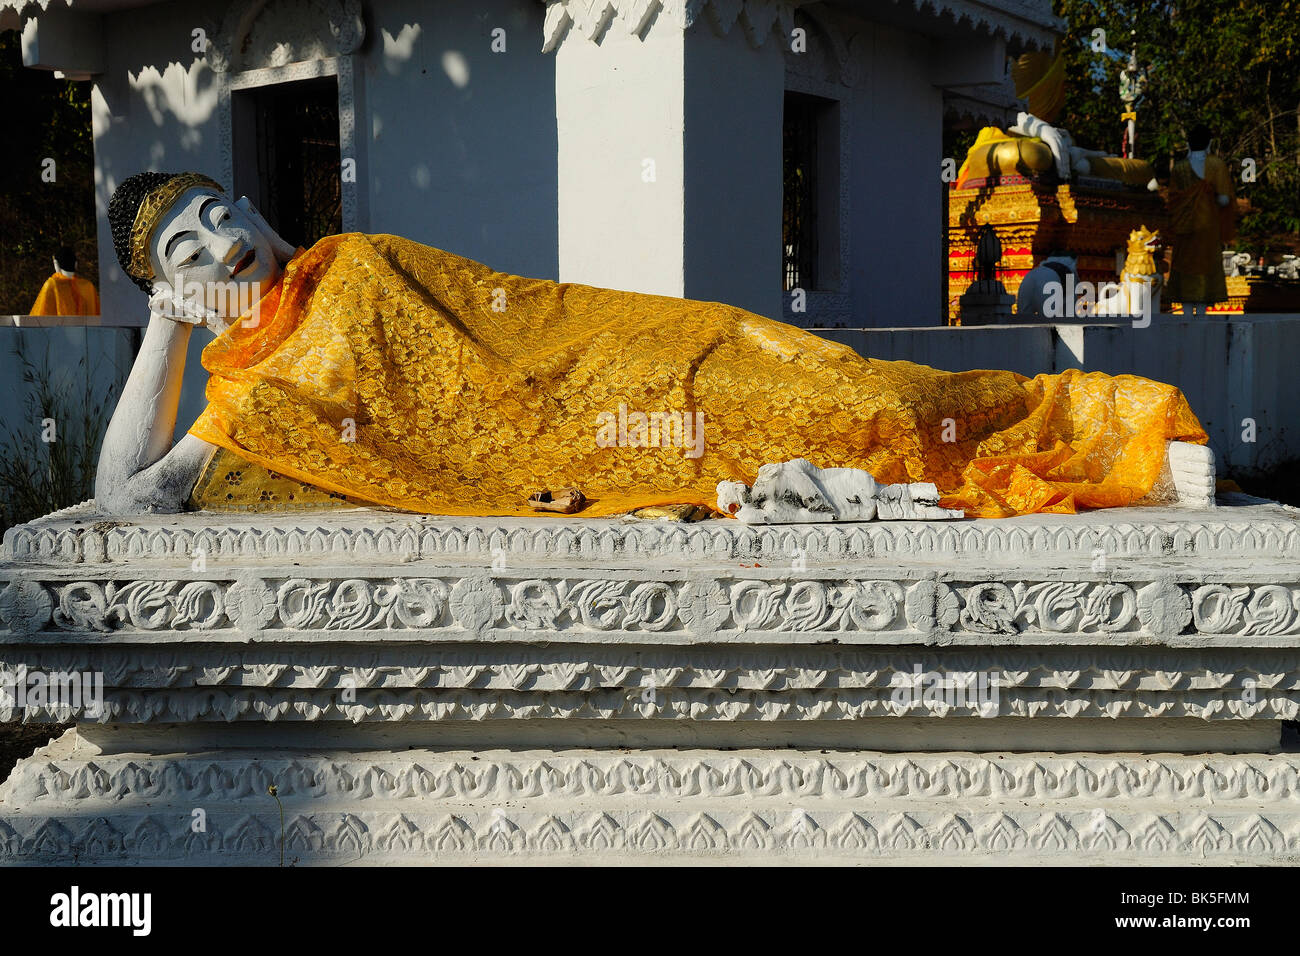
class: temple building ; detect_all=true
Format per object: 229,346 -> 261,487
5,0 -> 1059,330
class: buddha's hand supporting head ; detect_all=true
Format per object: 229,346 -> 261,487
109,171 -> 296,330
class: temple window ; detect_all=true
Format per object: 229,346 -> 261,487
782,90 -> 840,294
232,75 -> 343,249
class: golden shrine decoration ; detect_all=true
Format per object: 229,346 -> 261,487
947,178 -> 1169,323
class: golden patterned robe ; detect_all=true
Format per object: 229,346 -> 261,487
190,233 -> 1208,518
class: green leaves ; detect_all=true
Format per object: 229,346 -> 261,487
1051,0 -> 1300,254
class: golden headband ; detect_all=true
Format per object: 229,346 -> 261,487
126,173 -> 224,284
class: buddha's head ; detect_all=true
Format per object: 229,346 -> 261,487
109,171 -> 282,323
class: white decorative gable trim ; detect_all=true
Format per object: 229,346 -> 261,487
541,0 -> 803,51
208,0 -> 365,74
889,0 -> 1061,50
541,0 -> 1059,52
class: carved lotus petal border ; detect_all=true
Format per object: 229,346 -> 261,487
4,748 -> 1299,862
9,753 -> 1300,805
10,503 -> 1300,565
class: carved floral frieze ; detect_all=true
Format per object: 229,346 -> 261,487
4,575 -> 1300,640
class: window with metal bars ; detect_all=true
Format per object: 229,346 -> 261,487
782,91 -> 838,295
783,91 -> 818,293
232,76 -> 343,250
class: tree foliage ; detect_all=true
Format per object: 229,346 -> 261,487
0,30 -> 97,314
1054,0 -> 1300,255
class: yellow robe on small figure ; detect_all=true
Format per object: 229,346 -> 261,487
31,272 -> 100,317
1166,153 -> 1235,307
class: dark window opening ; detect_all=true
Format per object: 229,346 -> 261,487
782,91 -> 839,294
232,76 -> 342,250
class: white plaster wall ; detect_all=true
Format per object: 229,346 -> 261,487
1239,318 -> 1300,471
815,324 -> 1055,378
683,26 -> 784,318
91,0 -> 234,331
89,0 -> 235,439
555,19 -> 686,297
87,0 -> 557,440
0,327 -> 135,462
843,20 -> 944,328
363,0 -> 558,277
814,317 -> 1300,473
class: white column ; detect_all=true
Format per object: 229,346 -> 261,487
551,0 -> 789,318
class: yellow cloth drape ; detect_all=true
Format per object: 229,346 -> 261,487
1011,45 -> 1066,125
30,274 -> 99,316
1167,155 -> 1236,305
189,233 -> 1208,519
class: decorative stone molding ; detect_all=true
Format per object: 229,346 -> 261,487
10,750 -> 1300,806
3,503 -> 1297,863
540,0 -> 1059,52
208,0 -> 364,231
5,574 -> 1300,644
3,644 -> 1294,693
541,0 -> 802,51
1,685 -> 1293,724
888,0 -> 1060,50
3,747 -> 1299,863
785,6 -> 866,88
8,500 -> 1300,565
208,0 -> 364,73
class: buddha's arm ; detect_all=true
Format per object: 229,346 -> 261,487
95,312 -> 215,514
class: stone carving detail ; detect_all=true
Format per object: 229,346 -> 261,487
3,644 -> 1295,695
539,0 -> 1057,53
3,752 -> 1298,862
0,580 -> 52,634
8,807 -> 1294,860
903,580 -> 959,630
1136,580 -> 1193,638
959,583 -> 1017,634
10,501 -> 1300,565
2,683 -> 1293,724
542,0 -> 800,51
10,752 -> 1297,804
449,577 -> 505,633
223,578 -> 277,631
5,575 -> 1300,639
209,0 -> 365,73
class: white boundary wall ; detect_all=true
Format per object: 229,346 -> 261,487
812,315 -> 1300,473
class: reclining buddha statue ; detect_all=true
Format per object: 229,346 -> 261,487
96,171 -> 1213,521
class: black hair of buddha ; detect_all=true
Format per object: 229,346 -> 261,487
1187,124 -> 1212,152
108,171 -> 182,292
55,246 -> 75,272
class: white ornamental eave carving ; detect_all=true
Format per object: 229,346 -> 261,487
208,0 -> 365,74
0,0 -> 54,13
541,0 -> 806,52
887,0 -> 1062,50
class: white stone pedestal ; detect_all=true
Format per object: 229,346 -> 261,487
2,497 -> 1299,863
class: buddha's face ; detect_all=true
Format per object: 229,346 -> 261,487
149,187 -> 281,320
